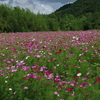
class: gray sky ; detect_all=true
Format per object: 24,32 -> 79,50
0,0 -> 76,14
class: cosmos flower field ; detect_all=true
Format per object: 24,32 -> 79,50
0,31 -> 100,100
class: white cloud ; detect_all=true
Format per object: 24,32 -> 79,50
39,0 -> 76,4
0,0 -> 76,14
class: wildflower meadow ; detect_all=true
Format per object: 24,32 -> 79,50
0,30 -> 100,100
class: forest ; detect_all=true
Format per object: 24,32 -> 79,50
0,0 -> 100,33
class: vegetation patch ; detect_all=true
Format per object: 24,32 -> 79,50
0,31 -> 100,100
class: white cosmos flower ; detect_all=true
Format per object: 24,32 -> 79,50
16,60 -> 18,63
77,73 -> 82,76
48,53 -> 52,55
73,36 -> 76,39
56,64 -> 60,66
2,54 -> 5,56
5,76 -> 8,78
25,56 -> 30,59
40,41 -> 42,43
79,54 -> 82,56
5,81 -> 7,83
73,36 -> 79,40
8,88 -> 12,90
37,55 -> 41,58
81,43 -> 85,45
71,40 -> 75,42
92,46 -> 94,48
32,39 -> 35,41
20,61 -> 24,63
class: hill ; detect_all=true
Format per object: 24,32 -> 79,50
50,0 -> 100,18
55,3 -> 72,12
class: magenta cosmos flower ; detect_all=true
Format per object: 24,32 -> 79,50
94,78 -> 100,82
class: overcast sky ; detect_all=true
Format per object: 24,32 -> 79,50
0,0 -> 76,14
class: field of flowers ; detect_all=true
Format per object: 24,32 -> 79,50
0,30 -> 100,100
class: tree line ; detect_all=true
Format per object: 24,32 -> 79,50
0,4 -> 100,33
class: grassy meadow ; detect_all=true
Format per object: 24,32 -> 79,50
0,30 -> 100,100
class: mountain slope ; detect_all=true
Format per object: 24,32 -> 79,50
55,3 -> 72,12
50,0 -> 100,17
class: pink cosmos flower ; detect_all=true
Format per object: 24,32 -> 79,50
44,70 -> 53,74
40,66 -> 47,71
23,66 -> 29,71
54,92 -> 59,95
54,78 -> 61,82
11,59 -> 15,61
56,49 -> 62,54
59,81 -> 67,85
34,64 -> 38,66
80,82 -> 87,87
3,59 -> 8,62
17,63 -> 25,66
86,94 -> 89,97
47,73 -> 54,79
11,48 -> 16,51
20,83 -> 24,85
44,73 -> 48,77
22,77 -> 27,80
14,91 -> 16,95
0,69 -> 4,72
8,87 -> 12,90
32,66 -> 37,70
11,69 -> 17,72
56,85 -> 62,88
24,87 -> 29,89
7,61 -> 11,64
82,77 -> 89,80
85,50 -> 88,52
34,49 -> 38,51
72,91 -> 75,96
75,76 -> 79,79
29,75 -> 38,79
67,87 -> 73,91
70,82 -> 77,86
94,78 -> 100,82
67,81 -> 71,84
86,72 -> 91,75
